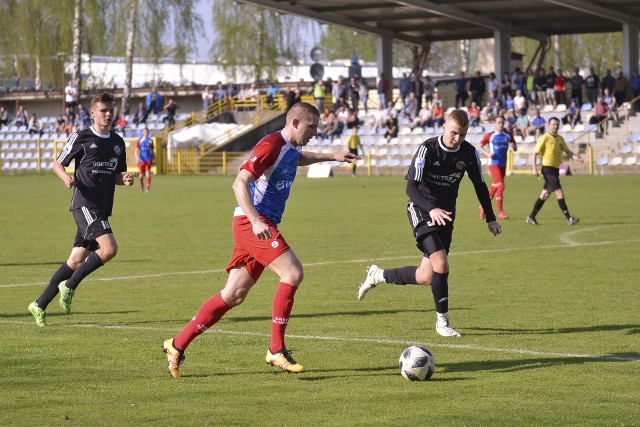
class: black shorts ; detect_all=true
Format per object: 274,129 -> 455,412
71,206 -> 113,251
349,147 -> 358,156
541,166 -> 562,191
407,204 -> 454,256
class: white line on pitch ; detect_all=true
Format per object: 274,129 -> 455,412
1,319 -> 637,362
1,238 -> 638,289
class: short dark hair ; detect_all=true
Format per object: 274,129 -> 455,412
90,92 -> 115,108
548,116 -> 560,124
448,109 -> 469,128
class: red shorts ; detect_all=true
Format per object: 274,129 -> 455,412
226,215 -> 290,282
488,165 -> 506,184
138,160 -> 153,174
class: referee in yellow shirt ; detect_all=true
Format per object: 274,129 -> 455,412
526,117 -> 584,225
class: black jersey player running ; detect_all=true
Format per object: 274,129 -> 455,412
28,92 -> 133,326
357,109 -> 501,337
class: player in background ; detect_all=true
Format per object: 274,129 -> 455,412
135,127 -> 155,192
162,102 -> 359,378
28,92 -> 133,326
357,110 -> 501,338
477,116 -> 517,219
526,117 -> 583,225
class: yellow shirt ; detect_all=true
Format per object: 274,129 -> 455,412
347,134 -> 360,150
534,132 -> 568,168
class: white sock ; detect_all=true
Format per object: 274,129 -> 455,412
436,312 -> 449,326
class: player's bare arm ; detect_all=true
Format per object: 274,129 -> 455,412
532,153 -> 539,176
52,160 -> 75,188
429,208 -> 453,226
232,169 -> 271,240
565,149 -> 584,165
298,150 -> 360,166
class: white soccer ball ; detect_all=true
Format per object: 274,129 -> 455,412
398,345 -> 436,381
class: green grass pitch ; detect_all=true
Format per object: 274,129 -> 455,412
1,173 -> 639,425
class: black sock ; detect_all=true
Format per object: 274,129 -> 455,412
431,272 -> 449,313
530,198 -> 546,218
383,267 -> 418,285
558,199 -> 571,219
65,253 -> 104,290
35,262 -> 75,309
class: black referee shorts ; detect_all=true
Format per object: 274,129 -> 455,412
71,206 -> 113,251
541,166 -> 562,191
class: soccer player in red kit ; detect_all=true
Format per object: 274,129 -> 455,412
162,102 -> 359,378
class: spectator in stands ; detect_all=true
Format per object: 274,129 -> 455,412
525,69 -> 536,106
402,92 -> 418,121
383,99 -> 398,120
585,67 -> 600,107
384,112 -> 398,142
319,107 -> 335,140
601,69 -> 615,95
346,107 -> 361,129
377,72 -> 389,108
14,105 -> 29,129
145,86 -> 163,117
602,87 -> 619,122
469,71 -> 486,107
162,98 -> 178,128
513,89 -> 526,114
454,71 -> 467,108
535,68 -> 547,107
411,74 -> 424,113
332,77 -> 346,105
28,113 -> 44,137
630,70 -> 640,106
570,68 -> 584,107
132,102 -> 147,127
486,72 -> 499,103
500,71 -> 512,105
562,99 -> 581,129
54,115 -> 66,134
334,96 -> 349,111
292,88 -> 302,108
511,67 -> 523,98
468,101 -> 481,127
265,82 -> 279,109
202,86 -> 214,111
215,82 -> 229,103
504,109 -> 516,134
424,75 -> 436,106
348,77 -> 360,113
480,101 -> 496,123
312,79 -> 325,113
478,115 -> 516,220
0,106 -> 9,128
346,126 -> 364,177
593,96 -> 610,134
514,110 -> 530,139
373,104 -> 387,131
526,117 -> 583,226
245,83 -> 260,110
358,78 -> 369,114
505,92 -> 515,112
613,71 -> 631,108
399,72 -> 411,106
531,110 -> 546,139
416,105 -> 433,129
77,104 -> 91,129
284,86 -> 297,112
554,68 -> 567,107
64,80 -> 78,114
545,66 -> 557,108
427,102 -> 444,129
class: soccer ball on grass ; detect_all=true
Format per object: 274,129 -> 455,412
398,345 -> 435,381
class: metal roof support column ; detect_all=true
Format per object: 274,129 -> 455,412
622,22 -> 639,77
377,34 -> 393,99
494,29 -> 511,80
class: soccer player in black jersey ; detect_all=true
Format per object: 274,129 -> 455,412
357,109 -> 501,337
28,92 -> 133,326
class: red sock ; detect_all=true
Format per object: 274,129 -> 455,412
146,176 -> 151,189
489,185 -> 497,199
269,282 -> 297,353
173,292 -> 231,351
496,183 -> 505,211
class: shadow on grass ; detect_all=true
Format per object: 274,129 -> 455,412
226,309 -> 431,323
0,259 -> 150,267
440,352 -> 640,374
463,323 -> 640,335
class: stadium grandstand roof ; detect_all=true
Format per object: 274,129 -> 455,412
240,0 -> 640,46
